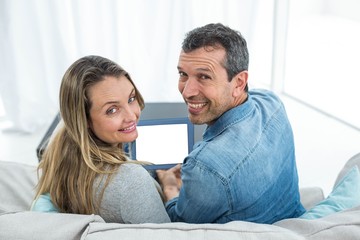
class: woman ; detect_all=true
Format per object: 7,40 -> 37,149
31,55 -> 170,223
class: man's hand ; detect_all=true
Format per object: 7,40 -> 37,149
156,164 -> 182,202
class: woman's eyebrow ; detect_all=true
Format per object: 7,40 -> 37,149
128,88 -> 135,97
101,100 -> 120,108
99,88 -> 136,109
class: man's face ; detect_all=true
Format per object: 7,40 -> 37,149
177,47 -> 238,125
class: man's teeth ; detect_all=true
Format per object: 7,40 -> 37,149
189,103 -> 206,109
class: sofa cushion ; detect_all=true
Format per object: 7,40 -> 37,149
81,221 -> 304,240
299,166 -> 360,219
81,206 -> 360,240
274,205 -> 360,239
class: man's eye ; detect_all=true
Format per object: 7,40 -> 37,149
199,74 -> 210,80
128,96 -> 136,103
179,71 -> 187,77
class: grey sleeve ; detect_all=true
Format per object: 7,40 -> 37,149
96,163 -> 170,224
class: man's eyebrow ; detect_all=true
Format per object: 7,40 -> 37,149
195,67 -> 211,72
177,66 -> 212,72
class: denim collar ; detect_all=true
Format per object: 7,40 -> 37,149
203,93 -> 254,142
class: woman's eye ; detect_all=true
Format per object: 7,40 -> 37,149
128,96 -> 136,103
106,108 -> 117,115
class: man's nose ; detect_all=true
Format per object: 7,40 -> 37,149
181,78 -> 199,98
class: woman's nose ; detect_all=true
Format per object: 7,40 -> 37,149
122,105 -> 137,122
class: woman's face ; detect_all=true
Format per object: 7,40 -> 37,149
87,75 -> 141,145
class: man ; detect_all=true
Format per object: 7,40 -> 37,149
157,23 -> 305,224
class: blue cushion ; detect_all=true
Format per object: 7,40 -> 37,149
31,193 -> 58,212
299,166 -> 360,219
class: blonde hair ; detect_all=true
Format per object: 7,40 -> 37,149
34,55 -> 145,214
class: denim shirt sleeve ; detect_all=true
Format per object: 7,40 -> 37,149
165,158 -> 230,223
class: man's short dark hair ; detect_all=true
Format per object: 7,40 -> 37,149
182,23 -> 249,89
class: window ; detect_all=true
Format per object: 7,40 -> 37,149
283,0 -> 360,129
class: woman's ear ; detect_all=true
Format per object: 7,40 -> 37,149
232,70 -> 248,98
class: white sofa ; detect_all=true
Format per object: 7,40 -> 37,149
1,153 -> 360,240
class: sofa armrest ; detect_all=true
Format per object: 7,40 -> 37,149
299,187 -> 324,210
0,211 -> 104,240
0,161 -> 37,213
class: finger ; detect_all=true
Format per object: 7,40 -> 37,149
156,169 -> 166,180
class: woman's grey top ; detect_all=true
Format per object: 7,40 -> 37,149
95,162 -> 170,223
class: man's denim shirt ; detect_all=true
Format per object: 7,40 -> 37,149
165,89 -> 305,224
